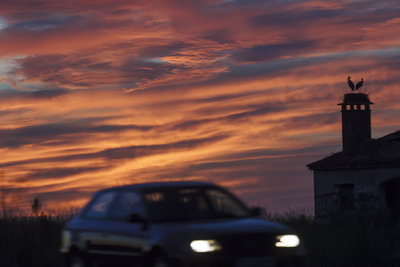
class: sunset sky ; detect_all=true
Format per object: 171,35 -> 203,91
1,0 -> 400,214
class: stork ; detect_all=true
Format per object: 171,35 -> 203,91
356,78 -> 364,90
347,76 -> 355,91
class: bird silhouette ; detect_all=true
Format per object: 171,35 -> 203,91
356,78 -> 364,90
347,76 -> 355,91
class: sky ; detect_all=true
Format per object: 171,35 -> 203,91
1,0 -> 400,214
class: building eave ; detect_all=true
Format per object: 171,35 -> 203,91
308,130 -> 400,171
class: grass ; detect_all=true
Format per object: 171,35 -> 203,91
273,211 -> 400,267
0,215 -> 67,267
0,212 -> 399,267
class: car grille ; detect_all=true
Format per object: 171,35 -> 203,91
219,234 -> 277,256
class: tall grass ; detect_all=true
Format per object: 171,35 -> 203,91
272,211 -> 400,267
0,212 -> 399,267
0,215 -> 67,267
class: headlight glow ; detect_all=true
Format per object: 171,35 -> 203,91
275,234 -> 300,247
190,240 -> 221,253
60,230 -> 72,252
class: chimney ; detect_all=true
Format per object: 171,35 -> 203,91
339,93 -> 373,152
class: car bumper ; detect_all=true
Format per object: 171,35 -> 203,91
177,251 -> 305,267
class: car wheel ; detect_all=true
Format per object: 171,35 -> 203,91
67,252 -> 88,267
147,252 -> 171,267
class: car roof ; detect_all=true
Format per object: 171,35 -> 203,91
99,181 -> 218,193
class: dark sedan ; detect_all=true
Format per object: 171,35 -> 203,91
60,181 -> 305,267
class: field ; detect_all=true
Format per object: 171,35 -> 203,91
0,212 -> 399,267
274,211 -> 400,267
0,215 -> 67,267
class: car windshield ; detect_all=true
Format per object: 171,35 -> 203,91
143,187 -> 251,222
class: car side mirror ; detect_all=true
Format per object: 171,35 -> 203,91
128,213 -> 145,223
128,213 -> 149,230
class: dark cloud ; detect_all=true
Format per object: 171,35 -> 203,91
202,28 -> 234,44
0,120 -> 154,148
14,54 -> 68,79
222,144 -> 340,161
279,112 -> 339,130
139,42 -> 189,58
168,102 -> 285,132
9,15 -> 82,32
0,88 -> 68,102
213,57 -> 301,83
194,90 -> 265,104
232,40 -> 319,63
30,89 -> 69,98
17,166 -> 107,182
120,57 -> 178,80
210,49 -> 398,85
0,134 -> 230,168
14,52 -> 179,89
249,2 -> 400,29
250,9 -> 341,28
0,0 -> 141,20
95,134 -> 229,161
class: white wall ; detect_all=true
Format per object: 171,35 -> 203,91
313,168 -> 400,217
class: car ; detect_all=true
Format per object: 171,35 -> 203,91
60,181 -> 305,267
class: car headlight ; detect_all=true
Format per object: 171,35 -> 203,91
60,230 -> 72,253
275,234 -> 300,248
190,240 -> 222,253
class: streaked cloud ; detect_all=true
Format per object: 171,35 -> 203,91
0,0 -> 399,213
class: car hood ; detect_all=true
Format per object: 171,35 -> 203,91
152,217 -> 291,240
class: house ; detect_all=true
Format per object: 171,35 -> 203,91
307,92 -> 400,219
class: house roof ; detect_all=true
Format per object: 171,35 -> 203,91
307,131 -> 400,171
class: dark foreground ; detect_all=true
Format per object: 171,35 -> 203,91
0,212 -> 399,267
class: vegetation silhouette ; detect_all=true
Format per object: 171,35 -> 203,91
31,197 -> 42,216
0,210 -> 399,266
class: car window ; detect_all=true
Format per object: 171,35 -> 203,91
206,189 -> 249,217
109,191 -> 144,221
144,187 -> 250,222
177,189 -> 210,217
85,191 -> 117,219
144,189 -> 210,222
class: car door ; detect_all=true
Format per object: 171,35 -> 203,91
105,190 -> 150,258
80,189 -> 150,260
78,190 -> 119,254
